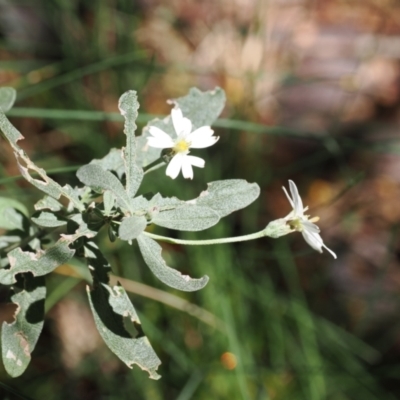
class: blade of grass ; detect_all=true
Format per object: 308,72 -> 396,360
15,51 -> 148,100
275,239 -> 327,400
175,370 -> 204,400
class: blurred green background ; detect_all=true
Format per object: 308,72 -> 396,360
1,0 -> 400,399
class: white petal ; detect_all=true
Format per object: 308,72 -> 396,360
166,153 -> 184,179
180,118 -> 192,137
289,180 -> 304,216
171,108 -> 192,137
148,126 -> 174,148
181,158 -> 194,179
322,243 -> 337,259
147,137 -> 174,149
302,230 -> 337,259
282,186 -> 295,209
186,155 -> 205,168
186,126 -> 215,143
302,220 -> 320,233
189,131 -> 219,148
302,230 -> 323,253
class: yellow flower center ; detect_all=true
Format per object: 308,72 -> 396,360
287,218 -> 303,232
287,215 -> 320,232
174,139 -> 190,153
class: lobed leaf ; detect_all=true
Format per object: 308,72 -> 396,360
0,240 -> 75,285
0,87 -> 16,112
137,234 -> 209,292
87,282 -> 161,380
118,90 -> 144,198
76,164 -> 131,212
193,179 -> 261,218
2,275 -> 46,377
119,216 -> 147,241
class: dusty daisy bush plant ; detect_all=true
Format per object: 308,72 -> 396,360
0,86 -> 335,379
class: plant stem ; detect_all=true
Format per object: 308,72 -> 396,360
143,229 -> 267,245
143,157 -> 166,174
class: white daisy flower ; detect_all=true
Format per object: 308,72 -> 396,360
282,180 -> 337,259
147,107 -> 219,179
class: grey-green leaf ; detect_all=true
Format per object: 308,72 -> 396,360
0,110 -> 84,212
194,179 -> 261,218
31,211 -> 67,228
137,234 -> 209,292
76,164 -> 131,212
103,191 -> 115,215
119,90 -> 143,198
0,208 -> 25,231
152,204 -> 219,231
90,148 -> 125,179
87,282 -> 161,379
0,87 -> 16,112
0,241 -> 74,285
34,196 -> 63,212
172,87 -> 226,130
119,216 -> 147,241
0,197 -> 28,230
2,275 -> 46,377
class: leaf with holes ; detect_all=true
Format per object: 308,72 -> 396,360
0,240 -> 75,285
2,274 -> 46,377
88,282 -> 161,379
0,109 -> 84,211
137,234 -> 209,292
118,90 -> 143,198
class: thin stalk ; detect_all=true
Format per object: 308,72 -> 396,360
143,157 -> 166,174
143,229 -> 266,245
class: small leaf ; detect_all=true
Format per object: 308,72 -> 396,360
0,208 -> 25,231
2,274 -> 46,377
76,164 -> 131,211
87,282 -> 161,379
171,87 -> 226,130
0,197 -> 28,230
90,148 -> 125,179
0,87 -> 17,112
137,234 -> 209,292
31,211 -> 67,228
0,197 -> 28,218
152,204 -> 219,231
119,90 -> 143,198
194,179 -> 261,218
119,216 -> 147,241
0,240 -> 75,285
34,196 -> 63,212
